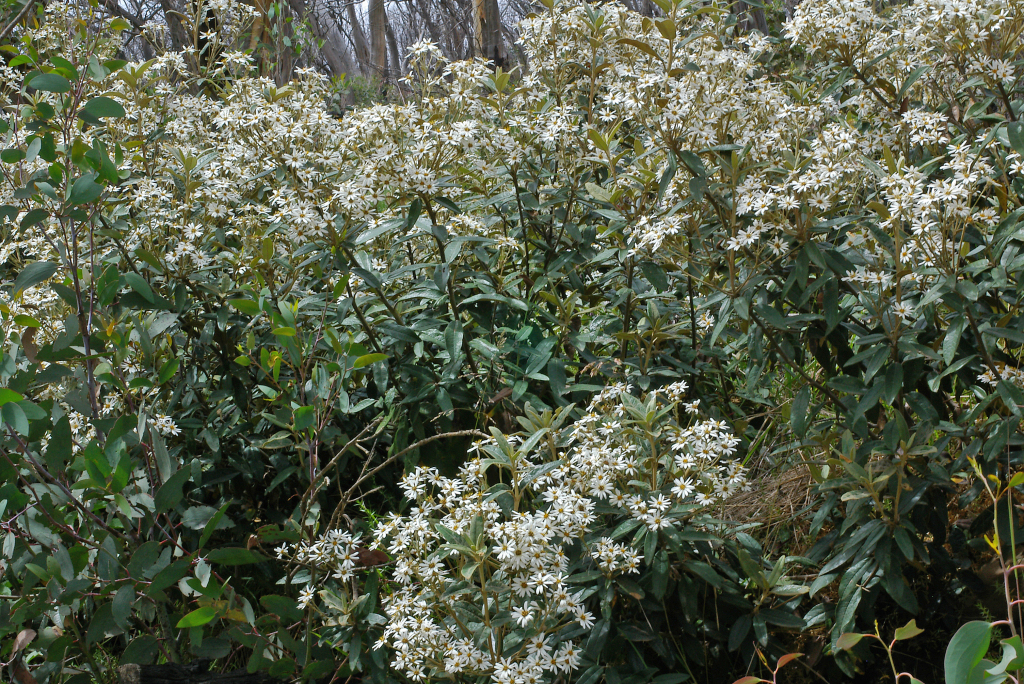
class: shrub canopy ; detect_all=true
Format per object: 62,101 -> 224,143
0,0 -> 1022,682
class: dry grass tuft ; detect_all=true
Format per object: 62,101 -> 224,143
721,464 -> 818,555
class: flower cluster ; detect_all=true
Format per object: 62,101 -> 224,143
283,385 -> 746,683
277,528 -> 364,588
979,364 -> 1024,390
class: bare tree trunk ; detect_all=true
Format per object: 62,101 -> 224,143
473,0 -> 507,68
271,1 -> 295,84
97,0 -> 156,60
386,16 -> 402,81
412,1 -> 450,60
100,0 -> 146,31
334,34 -> 358,77
285,0 -> 350,76
157,0 -> 190,53
734,0 -> 768,33
368,0 -> 387,80
437,0 -> 471,59
345,2 -> 370,77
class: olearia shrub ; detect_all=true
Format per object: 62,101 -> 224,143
283,384 -> 807,684
0,0 -> 1022,680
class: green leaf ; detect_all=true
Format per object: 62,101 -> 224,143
45,415 -> 73,472
122,635 -> 158,665
1,148 -> 24,163
0,388 -> 24,405
883,363 -> 904,406
152,431 -> 172,482
896,65 -> 929,103
293,406 -> 315,432
928,355 -> 977,392
678,149 -> 706,177
945,621 -> 994,684
19,207 -> 47,230
69,174 -> 102,205
181,504 -> 232,531
894,619 -> 924,641
14,261 -> 58,295
15,401 -> 44,420
640,261 -> 669,292
984,327 -> 1024,345
760,609 -> 805,629
444,320 -> 463,360
158,358 -> 179,384
655,671 -> 688,684
353,353 -> 388,369
261,594 -> 303,621
586,619 -> 611,658
176,606 -> 216,628
942,315 -> 966,365
112,584 -> 135,630
198,501 -> 233,549
618,38 -> 660,59
147,559 -> 190,594
227,299 -> 260,315
87,602 -> 122,643
651,550 -> 669,599
86,139 -> 118,183
14,313 -> 40,327
729,614 -> 752,652
836,633 -> 867,650
737,548 -> 768,590
25,136 -> 40,162
302,660 -> 335,680
134,248 -> 164,273
154,467 -> 191,513
1009,121 -> 1024,158
992,636 -> 1024,673
50,56 -> 77,79
433,196 -> 461,215
997,380 -> 1024,417
791,386 -> 810,437
124,273 -> 154,303
2,402 -> 29,435
83,440 -> 111,482
81,96 -> 125,119
29,73 -> 72,93
267,466 -> 297,492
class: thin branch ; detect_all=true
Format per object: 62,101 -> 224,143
747,309 -> 877,439
0,0 -> 38,43
98,0 -> 147,32
326,428 -> 489,532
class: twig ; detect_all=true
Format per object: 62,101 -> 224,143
0,0 -> 38,43
98,0 -> 146,31
748,309 -> 846,410
326,429 -> 489,532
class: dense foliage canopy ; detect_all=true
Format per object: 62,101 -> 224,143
1,0 -> 1023,682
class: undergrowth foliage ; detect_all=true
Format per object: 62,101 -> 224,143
0,0 -> 1022,682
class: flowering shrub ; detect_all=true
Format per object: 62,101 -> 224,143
283,385 -> 758,683
0,0 -> 1021,681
